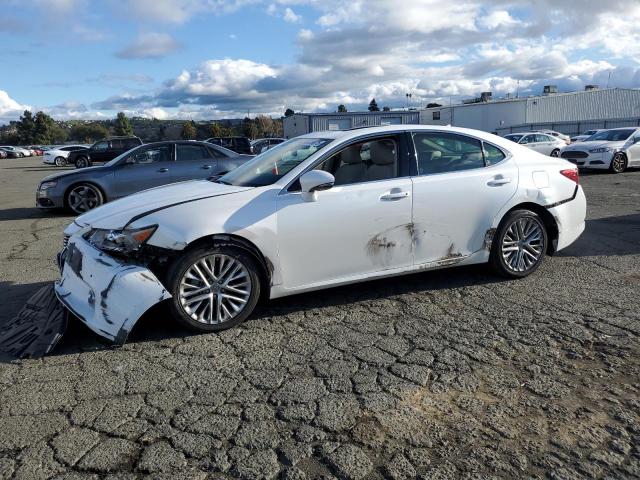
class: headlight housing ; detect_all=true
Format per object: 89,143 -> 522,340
85,225 -> 157,254
39,181 -> 58,190
589,147 -> 612,153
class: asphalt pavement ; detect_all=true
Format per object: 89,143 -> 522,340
0,156 -> 639,479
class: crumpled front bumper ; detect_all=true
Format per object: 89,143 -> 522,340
55,237 -> 171,344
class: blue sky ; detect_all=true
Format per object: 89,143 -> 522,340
1,0 -> 639,123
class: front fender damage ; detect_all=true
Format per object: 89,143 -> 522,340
54,238 -> 171,345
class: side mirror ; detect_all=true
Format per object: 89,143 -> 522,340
299,170 -> 335,202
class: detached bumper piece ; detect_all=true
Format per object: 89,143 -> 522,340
55,238 -> 171,344
0,285 -> 68,358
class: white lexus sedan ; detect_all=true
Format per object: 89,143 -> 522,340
56,126 -> 586,344
559,127 -> 640,173
503,132 -> 567,157
43,145 -> 89,166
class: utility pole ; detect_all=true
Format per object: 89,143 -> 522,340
516,80 -> 520,99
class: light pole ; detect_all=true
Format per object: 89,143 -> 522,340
405,93 -> 412,110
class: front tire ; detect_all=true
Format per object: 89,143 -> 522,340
166,246 -> 261,332
65,183 -> 104,214
610,153 -> 627,173
75,156 -> 90,169
490,209 -> 548,278
54,156 -> 66,167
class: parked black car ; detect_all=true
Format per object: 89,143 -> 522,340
205,137 -> 253,155
0,147 -> 19,158
69,136 -> 143,168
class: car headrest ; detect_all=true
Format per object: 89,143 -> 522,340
462,152 -> 483,162
370,141 -> 396,165
340,147 -> 363,165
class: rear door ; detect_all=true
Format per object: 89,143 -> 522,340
113,144 -> 174,197
89,141 -> 109,162
410,131 -> 518,265
173,143 -> 219,182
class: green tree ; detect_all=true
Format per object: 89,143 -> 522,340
181,121 -> 197,140
242,117 -> 258,139
368,99 -> 380,112
284,108 -> 294,117
337,104 -> 347,113
426,103 -> 442,108
32,111 -> 58,144
70,123 -> 109,143
17,110 -> 36,144
114,112 -> 133,136
209,122 -> 225,138
382,106 -> 391,112
157,123 -> 167,141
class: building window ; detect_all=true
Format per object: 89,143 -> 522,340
433,111 -> 441,121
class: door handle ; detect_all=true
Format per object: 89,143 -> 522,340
487,177 -> 511,186
380,191 -> 410,201
201,165 -> 212,169
157,168 -> 169,173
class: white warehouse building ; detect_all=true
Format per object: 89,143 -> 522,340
283,111 -> 420,139
420,88 -> 640,136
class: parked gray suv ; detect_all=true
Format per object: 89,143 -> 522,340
36,141 -> 252,214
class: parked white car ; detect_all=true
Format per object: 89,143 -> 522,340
504,132 -> 567,157
43,145 -> 89,166
55,125 -> 585,344
0,145 -> 31,157
570,129 -> 602,143
559,127 -> 640,173
535,130 -> 571,145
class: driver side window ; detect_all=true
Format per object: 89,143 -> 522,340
129,145 -> 171,165
93,141 -> 109,151
314,138 -> 399,186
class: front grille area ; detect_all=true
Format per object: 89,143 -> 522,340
561,151 -> 588,159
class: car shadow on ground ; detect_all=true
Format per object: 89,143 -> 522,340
0,264 -> 507,362
0,207 -> 69,221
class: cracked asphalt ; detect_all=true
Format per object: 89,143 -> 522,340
1,156 -> 639,479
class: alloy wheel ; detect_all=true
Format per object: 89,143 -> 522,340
55,157 -> 66,167
611,153 -> 627,173
68,185 -> 101,213
501,217 -> 545,273
178,254 -> 252,325
550,149 -> 560,157
76,157 -> 88,168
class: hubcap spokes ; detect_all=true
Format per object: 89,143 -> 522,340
501,218 -> 544,272
613,155 -> 624,171
69,186 -> 99,213
179,254 -> 251,324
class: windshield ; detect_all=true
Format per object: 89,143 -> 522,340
217,137 -> 333,187
505,134 -> 523,143
588,129 -> 635,142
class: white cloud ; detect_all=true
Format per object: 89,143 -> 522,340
142,107 -> 170,119
116,32 -> 182,59
283,7 -> 301,22
0,90 -> 29,121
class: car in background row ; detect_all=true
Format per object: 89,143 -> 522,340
0,149 -> 6,159
36,140 -> 252,214
536,130 -> 571,145
68,136 -> 143,168
28,146 -> 44,156
503,132 -> 567,157
560,127 -> 640,173
0,146 -> 31,157
43,145 -> 89,166
251,137 -> 285,154
570,129 -> 603,143
205,137 -> 253,155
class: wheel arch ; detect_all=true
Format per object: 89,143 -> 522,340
499,202 -> 559,255
183,233 -> 273,299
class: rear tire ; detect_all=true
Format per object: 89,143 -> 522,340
490,209 -> 548,279
610,153 -> 627,173
550,149 -> 560,157
54,156 -> 66,167
166,245 -> 261,333
75,156 -> 90,169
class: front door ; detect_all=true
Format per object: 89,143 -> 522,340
276,135 -> 413,290
173,143 -> 219,182
113,144 -> 174,197
410,131 -> 518,264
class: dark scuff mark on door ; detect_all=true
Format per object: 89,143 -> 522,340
366,223 -> 423,259
437,243 -> 464,265
366,235 -> 397,257
99,276 -> 117,325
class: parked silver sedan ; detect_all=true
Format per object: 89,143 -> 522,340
36,141 -> 252,214
504,132 -> 567,157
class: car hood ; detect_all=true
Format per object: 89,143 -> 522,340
75,180 -> 252,229
40,165 -> 108,183
565,140 -> 625,151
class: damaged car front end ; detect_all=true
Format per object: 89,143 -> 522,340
55,223 -> 172,344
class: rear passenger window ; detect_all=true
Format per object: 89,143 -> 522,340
413,133 -> 484,175
483,143 -> 505,166
315,138 -> 399,186
177,144 -> 211,161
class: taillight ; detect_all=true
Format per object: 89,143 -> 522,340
560,168 -> 579,184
